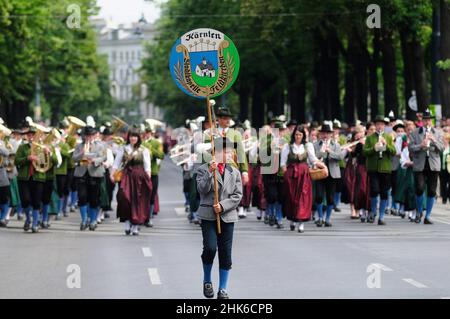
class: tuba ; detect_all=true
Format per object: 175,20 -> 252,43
66,116 -> 86,137
111,116 -> 129,134
30,122 -> 53,173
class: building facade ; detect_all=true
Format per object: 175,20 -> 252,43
92,15 -> 163,121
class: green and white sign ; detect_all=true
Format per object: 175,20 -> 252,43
169,28 -> 240,99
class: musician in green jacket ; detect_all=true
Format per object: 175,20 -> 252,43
363,115 -> 396,225
54,136 -> 72,219
16,126 -> 58,233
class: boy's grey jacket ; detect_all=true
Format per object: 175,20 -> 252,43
196,163 -> 243,223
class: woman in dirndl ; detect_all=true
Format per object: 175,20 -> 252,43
344,125 -> 371,222
110,128 -> 152,236
280,125 -> 324,233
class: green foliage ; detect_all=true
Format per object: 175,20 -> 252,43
0,0 -> 111,125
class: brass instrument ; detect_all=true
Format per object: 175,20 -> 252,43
80,141 -> 92,166
111,116 -> 129,134
67,116 -> 86,136
30,122 -> 53,173
112,135 -> 125,145
0,123 -> 12,168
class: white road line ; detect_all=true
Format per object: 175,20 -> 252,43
147,268 -> 162,285
403,278 -> 428,288
432,218 -> 450,225
371,263 -> 393,272
175,207 -> 187,216
142,247 -> 152,257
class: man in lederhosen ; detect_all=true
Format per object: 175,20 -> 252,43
363,115 -> 396,225
408,109 -> 444,224
72,125 -> 107,231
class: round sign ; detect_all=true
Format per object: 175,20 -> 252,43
408,95 -> 418,112
169,28 -> 240,99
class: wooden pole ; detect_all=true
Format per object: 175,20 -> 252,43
206,96 -> 221,234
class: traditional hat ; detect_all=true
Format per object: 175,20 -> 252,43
216,107 -> 233,118
319,123 -> 333,133
393,119 -> 405,131
287,119 -> 298,127
333,119 -> 341,129
422,108 -> 435,119
388,110 -> 396,121
83,125 -> 97,136
373,115 -> 389,124
101,126 -> 113,136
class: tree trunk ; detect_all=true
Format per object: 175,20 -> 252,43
312,55 -> 325,121
411,37 -> 429,113
343,62 -> 355,125
327,29 -> 340,120
251,80 -> 265,128
239,88 -> 249,121
288,78 -> 306,123
380,29 -> 399,117
440,0 -> 450,118
369,29 -> 380,121
400,32 -> 416,120
354,30 -> 369,122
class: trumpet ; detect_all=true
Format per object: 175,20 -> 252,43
80,141 -> 91,166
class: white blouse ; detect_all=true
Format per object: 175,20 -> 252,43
400,147 -> 412,168
112,144 -> 151,174
280,142 -> 319,168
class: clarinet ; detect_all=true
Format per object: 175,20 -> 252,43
378,133 -> 383,159
425,128 -> 431,157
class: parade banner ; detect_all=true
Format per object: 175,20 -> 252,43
169,28 -> 240,234
169,28 -> 240,99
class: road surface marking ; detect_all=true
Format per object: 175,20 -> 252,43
175,207 -> 187,216
403,278 -> 428,288
142,247 -> 152,257
148,268 -> 162,285
432,218 -> 450,225
371,263 -> 393,271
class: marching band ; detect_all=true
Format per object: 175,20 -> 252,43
0,107 -> 449,241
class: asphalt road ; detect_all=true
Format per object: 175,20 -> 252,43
1,158 -> 450,299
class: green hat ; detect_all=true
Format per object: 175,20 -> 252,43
373,115 -> 389,124
216,107 -> 233,118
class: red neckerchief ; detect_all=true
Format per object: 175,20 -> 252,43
217,163 -> 225,175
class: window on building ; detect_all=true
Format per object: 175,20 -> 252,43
137,51 -> 141,60
126,51 -> 129,62
120,52 -> 123,63
112,51 -> 116,63
131,51 -> 135,61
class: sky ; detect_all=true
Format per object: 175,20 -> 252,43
95,0 -> 161,25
